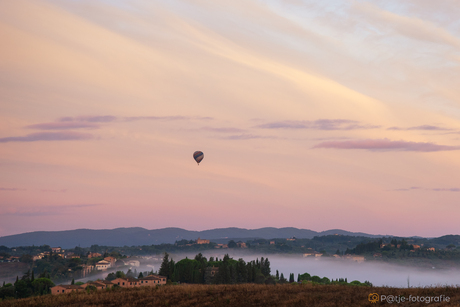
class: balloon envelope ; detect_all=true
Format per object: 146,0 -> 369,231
193,151 -> 204,164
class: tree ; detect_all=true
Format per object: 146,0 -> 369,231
275,270 -> 279,281
228,240 -> 237,248
15,280 -> 31,298
115,271 -> 125,278
289,273 -> 294,283
106,273 -> 117,281
279,273 -> 286,283
31,278 -> 54,295
159,253 -> 171,280
71,278 -> 75,285
138,272 -> 144,278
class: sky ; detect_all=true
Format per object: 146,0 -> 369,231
1,0 -> 459,238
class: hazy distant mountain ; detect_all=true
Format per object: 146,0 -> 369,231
0,227 -> 387,248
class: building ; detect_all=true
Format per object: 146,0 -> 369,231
124,259 -> 140,267
81,264 -> 94,277
104,256 -> 116,267
351,256 -> 365,263
236,241 -> 247,248
196,237 -> 210,244
82,281 -> 114,290
51,285 -> 84,295
139,275 -> 167,286
96,260 -> 111,271
269,241 -> 275,245
112,278 -> 139,288
51,247 -> 62,253
303,252 -> 321,257
88,252 -> 102,258
427,247 -> 435,251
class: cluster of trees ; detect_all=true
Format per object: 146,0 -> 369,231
296,272 -> 372,286
344,238 -> 460,262
0,270 -> 54,300
158,253 -> 272,284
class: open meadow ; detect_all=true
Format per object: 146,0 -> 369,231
0,284 -> 459,307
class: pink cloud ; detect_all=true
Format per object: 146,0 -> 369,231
257,119 -> 380,130
124,116 -> 213,121
313,138 -> 460,152
201,126 -> 245,133
26,122 -> 99,130
222,134 -> 278,140
0,188 -> 26,191
394,187 -> 460,192
387,125 -> 451,131
59,116 -> 117,123
0,131 -> 93,143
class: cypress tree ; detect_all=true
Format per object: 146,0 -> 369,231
71,278 -> 75,285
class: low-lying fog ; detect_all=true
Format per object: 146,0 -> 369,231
79,251 -> 460,288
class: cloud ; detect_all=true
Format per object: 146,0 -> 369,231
0,131 -> 93,143
26,122 -> 99,130
0,204 -> 102,216
352,2 -> 460,49
201,126 -> 245,133
124,116 -> 213,121
393,187 -> 460,192
387,125 -> 451,131
25,115 -> 212,132
59,116 -> 117,123
393,187 -> 423,191
312,138 -> 460,152
0,188 -> 26,191
221,134 -> 278,140
257,119 -> 380,130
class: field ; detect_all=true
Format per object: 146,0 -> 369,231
0,284 -> 459,307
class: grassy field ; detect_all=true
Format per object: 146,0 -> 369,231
0,283 -> 459,307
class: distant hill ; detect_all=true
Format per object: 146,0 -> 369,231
0,227 -> 387,248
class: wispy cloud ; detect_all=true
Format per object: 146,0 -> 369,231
221,134 -> 278,140
393,187 -> 423,191
393,187 -> 460,192
26,122 -> 99,130
41,189 -> 67,193
58,115 -> 213,123
0,204 -> 102,216
201,126 -> 245,133
26,115 -> 214,131
124,116 -> 213,121
59,116 -> 117,123
0,132 -> 93,143
0,188 -> 26,191
387,125 -> 451,131
257,119 -> 380,130
312,139 -> 460,152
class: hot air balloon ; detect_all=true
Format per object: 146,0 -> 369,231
193,151 -> 204,165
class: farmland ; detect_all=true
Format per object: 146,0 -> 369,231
1,283 -> 459,307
